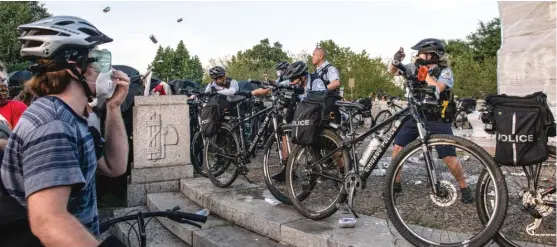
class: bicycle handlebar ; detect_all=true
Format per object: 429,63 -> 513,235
99,209 -> 208,234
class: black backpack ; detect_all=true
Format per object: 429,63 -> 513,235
200,95 -> 220,137
485,92 -> 556,166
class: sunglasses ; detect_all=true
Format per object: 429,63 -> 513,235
87,49 -> 112,73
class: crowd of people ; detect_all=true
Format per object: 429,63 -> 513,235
0,14 -> 464,247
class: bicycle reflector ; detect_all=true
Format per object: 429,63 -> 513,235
417,66 -> 428,81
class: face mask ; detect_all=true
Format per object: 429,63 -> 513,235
89,69 -> 116,100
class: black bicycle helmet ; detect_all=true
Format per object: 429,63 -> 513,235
282,61 -> 308,80
275,61 -> 289,70
208,66 -> 226,79
411,38 -> 446,56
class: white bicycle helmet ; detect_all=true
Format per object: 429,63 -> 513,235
18,16 -> 113,60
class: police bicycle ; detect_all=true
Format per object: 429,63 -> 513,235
203,82 -> 302,204
99,207 -> 207,247
284,61 -> 508,247
374,95 -> 405,131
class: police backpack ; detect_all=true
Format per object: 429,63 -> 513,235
485,92 -> 556,166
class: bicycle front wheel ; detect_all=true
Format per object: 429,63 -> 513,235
263,127 -> 292,204
383,134 -> 508,247
286,128 -> 350,220
203,123 -> 240,188
191,131 -> 206,177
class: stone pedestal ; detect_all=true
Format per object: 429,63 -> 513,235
498,1 -> 556,113
128,96 -> 193,206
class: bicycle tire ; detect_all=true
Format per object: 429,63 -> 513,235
286,128 -> 350,220
375,110 -> 393,130
203,122 -> 240,188
477,145 -> 556,247
383,134 -> 508,247
262,127 -> 292,204
191,131 -> 207,177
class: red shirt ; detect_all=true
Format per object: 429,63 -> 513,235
0,100 -> 27,129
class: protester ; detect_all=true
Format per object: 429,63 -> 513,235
0,16 -> 129,246
0,62 -> 27,129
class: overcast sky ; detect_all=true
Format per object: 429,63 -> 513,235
42,0 -> 500,73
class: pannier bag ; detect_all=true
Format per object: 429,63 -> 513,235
357,98 -> 373,118
200,96 -> 220,137
291,93 -> 325,145
486,92 -> 556,166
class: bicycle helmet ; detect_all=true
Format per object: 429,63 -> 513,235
411,38 -> 446,56
282,61 -> 308,80
19,16 -> 113,60
275,61 -> 289,71
18,16 -> 113,102
208,66 -> 226,79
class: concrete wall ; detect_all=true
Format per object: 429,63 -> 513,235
128,96 -> 193,206
497,1 -> 556,108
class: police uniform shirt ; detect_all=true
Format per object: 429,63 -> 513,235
402,63 -> 454,93
311,61 -> 340,92
204,79 -> 239,96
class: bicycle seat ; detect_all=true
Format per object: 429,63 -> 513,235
226,95 -> 247,103
335,101 -> 364,111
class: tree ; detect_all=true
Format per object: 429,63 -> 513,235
149,40 -> 203,82
220,38 -> 290,81
467,18 -> 501,58
0,2 -> 51,71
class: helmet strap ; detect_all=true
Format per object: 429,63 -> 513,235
68,62 -> 94,103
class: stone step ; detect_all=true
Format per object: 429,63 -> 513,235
180,178 -> 413,247
110,206 -> 190,247
146,192 -> 286,247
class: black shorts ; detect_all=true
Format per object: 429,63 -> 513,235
394,120 -> 456,158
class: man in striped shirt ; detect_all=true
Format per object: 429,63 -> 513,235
0,16 -> 129,246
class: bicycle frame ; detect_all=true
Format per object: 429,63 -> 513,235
219,92 -> 292,164
307,89 -> 445,195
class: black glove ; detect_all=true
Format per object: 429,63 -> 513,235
393,47 -> 405,61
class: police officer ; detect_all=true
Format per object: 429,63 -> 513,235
275,61 -> 289,84
388,38 -> 473,204
204,66 -> 269,96
311,47 -> 342,123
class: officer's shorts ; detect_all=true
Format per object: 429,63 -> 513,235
393,120 -> 456,159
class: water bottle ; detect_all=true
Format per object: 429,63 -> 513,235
359,135 -> 383,167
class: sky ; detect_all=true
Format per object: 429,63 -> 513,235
42,0 -> 500,74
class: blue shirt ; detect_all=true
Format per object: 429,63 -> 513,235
401,63 -> 454,93
0,96 -> 100,235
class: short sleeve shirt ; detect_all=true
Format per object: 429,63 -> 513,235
0,96 -> 99,235
402,63 -> 455,91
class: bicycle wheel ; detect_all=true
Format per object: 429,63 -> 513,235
477,145 -> 556,247
286,128 -> 350,220
203,123 -> 240,188
191,131 -> 207,177
383,134 -> 508,247
263,127 -> 292,204
375,110 -> 392,131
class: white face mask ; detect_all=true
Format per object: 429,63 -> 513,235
89,69 -> 116,100
276,70 -> 283,77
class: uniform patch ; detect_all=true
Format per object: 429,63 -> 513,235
441,69 -> 452,79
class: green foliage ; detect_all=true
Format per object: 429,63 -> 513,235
313,40 -> 404,100
444,17 -> 501,98
0,2 -> 51,71
149,40 -> 203,82
208,39 -> 290,82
